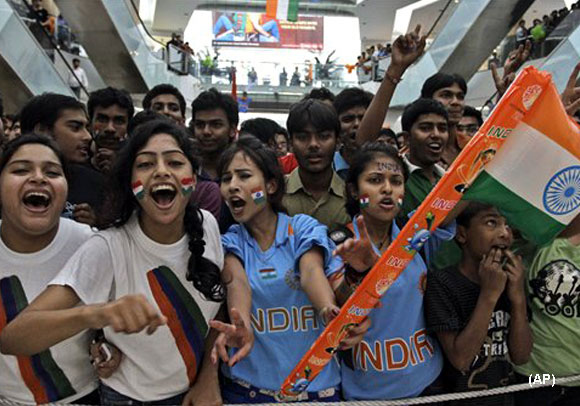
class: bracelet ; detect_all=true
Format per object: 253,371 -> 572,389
385,71 -> 402,85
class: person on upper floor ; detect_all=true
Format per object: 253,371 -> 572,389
87,87 -> 134,174
332,88 -> 373,180
420,73 -> 467,168
20,93 -> 102,227
283,99 -> 350,230
142,84 -> 187,126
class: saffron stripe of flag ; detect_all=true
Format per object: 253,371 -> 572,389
266,0 -> 299,22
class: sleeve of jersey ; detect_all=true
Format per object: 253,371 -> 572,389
221,225 -> 245,265
292,214 -> 337,277
424,271 -> 462,333
49,235 -> 114,305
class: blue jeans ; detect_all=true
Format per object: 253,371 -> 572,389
221,377 -> 340,404
99,384 -> 186,406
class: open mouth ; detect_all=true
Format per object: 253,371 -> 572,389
379,197 -> 395,210
427,141 -> 443,154
22,191 -> 51,211
150,184 -> 177,208
228,196 -> 246,215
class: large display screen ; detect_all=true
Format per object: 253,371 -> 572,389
212,12 -> 323,50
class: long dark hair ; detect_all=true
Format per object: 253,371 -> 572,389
99,119 -> 224,302
217,135 -> 286,214
345,142 -> 408,217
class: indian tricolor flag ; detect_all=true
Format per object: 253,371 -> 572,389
266,0 -> 299,22
463,75 -> 580,245
132,180 -> 144,200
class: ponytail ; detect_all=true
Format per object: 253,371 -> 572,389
184,203 -> 225,302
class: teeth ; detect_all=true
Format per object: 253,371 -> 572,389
25,191 -> 49,199
428,143 -> 441,148
151,184 -> 176,193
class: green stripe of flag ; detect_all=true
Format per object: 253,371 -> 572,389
287,0 -> 299,21
463,171 -> 565,245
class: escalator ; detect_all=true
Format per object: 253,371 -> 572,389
56,0 -> 201,103
0,0 -> 76,112
363,0 -> 534,108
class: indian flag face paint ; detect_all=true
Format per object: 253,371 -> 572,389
181,177 -> 194,196
251,187 -> 266,205
132,180 -> 145,200
359,194 -> 370,209
397,197 -> 403,208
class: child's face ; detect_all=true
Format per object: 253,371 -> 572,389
459,207 -> 514,261
220,151 -> 275,224
356,155 -> 405,225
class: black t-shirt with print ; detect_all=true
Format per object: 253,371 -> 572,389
425,267 -> 514,406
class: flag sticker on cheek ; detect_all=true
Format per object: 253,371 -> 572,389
132,180 -> 145,200
359,194 -> 370,209
181,177 -> 194,196
251,188 -> 266,205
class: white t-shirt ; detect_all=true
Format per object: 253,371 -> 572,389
0,219 -> 96,405
51,210 -> 224,402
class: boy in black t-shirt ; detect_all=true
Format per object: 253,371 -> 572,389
425,202 -> 532,405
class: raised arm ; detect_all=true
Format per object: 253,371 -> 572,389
356,25 -> 426,145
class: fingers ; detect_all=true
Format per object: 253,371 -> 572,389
356,215 -> 371,244
338,318 -> 371,350
566,96 -> 580,117
211,332 -> 230,365
490,62 -> 501,85
209,319 -> 236,335
566,62 -> 580,91
413,24 -> 421,37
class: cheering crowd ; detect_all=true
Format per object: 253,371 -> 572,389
0,25 -> 579,406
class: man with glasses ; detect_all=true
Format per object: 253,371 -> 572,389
455,106 -> 483,149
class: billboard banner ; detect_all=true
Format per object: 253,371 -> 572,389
212,12 -> 323,50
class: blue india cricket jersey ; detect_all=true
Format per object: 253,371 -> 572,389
341,215 -> 455,400
221,213 -> 341,391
